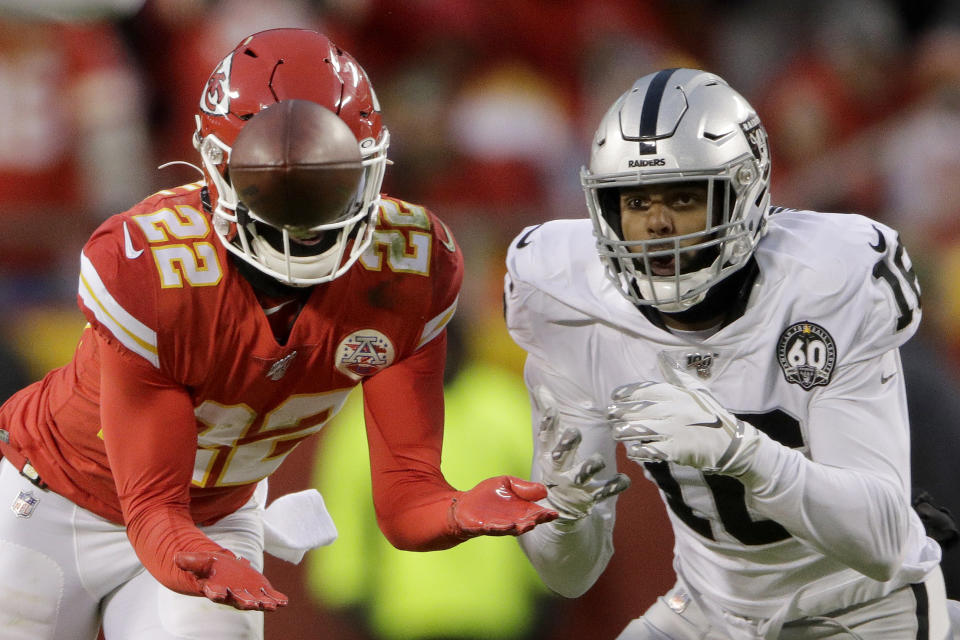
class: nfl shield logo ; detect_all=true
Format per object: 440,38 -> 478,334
11,490 -> 38,518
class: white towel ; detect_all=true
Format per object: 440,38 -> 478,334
261,489 -> 338,564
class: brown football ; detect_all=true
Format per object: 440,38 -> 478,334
228,99 -> 365,228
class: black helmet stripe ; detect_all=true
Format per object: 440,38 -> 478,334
639,68 -> 679,138
637,68 -> 679,155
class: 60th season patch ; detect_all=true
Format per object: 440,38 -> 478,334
776,322 -> 837,390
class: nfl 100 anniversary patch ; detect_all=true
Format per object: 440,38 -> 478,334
661,349 -> 722,379
265,350 -> 298,381
776,321 -> 837,390
684,351 -> 719,379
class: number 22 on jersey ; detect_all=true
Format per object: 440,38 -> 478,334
132,205 -> 223,288
360,198 -> 456,276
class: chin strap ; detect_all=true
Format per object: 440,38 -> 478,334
236,202 -> 251,228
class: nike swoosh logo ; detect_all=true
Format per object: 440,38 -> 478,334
869,226 -> 886,253
690,418 -> 723,429
263,300 -> 294,316
515,224 -> 543,249
881,372 -> 896,384
123,222 -> 143,259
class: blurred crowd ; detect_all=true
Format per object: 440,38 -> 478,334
1,0 -> 960,639
1,0 -> 960,348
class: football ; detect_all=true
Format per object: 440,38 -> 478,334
228,99 -> 365,228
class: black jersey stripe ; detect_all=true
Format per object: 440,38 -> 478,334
911,581 -> 929,639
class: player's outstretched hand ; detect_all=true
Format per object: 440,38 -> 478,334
607,353 -> 760,475
175,550 -> 289,611
535,386 -> 631,522
450,476 -> 559,539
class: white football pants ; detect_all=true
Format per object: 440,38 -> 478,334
617,568 -> 952,640
0,458 -> 265,639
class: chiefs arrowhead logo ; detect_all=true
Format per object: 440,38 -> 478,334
201,53 -> 234,116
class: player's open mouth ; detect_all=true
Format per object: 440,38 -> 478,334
288,231 -> 326,246
649,256 -> 676,276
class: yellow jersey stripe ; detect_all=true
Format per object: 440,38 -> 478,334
417,295 -> 458,350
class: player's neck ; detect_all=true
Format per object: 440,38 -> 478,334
660,312 -> 724,332
229,254 -> 314,345
230,253 -> 314,301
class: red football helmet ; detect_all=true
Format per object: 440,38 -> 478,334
194,28 -> 389,285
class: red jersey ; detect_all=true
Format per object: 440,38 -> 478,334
0,183 -> 463,593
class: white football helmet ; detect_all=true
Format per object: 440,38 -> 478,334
582,68 -> 771,312
194,28 -> 388,286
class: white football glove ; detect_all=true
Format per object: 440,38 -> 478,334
534,386 -> 630,522
607,353 -> 761,475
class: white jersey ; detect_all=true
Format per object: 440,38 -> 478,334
505,209 -> 941,625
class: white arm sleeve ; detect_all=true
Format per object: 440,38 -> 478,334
516,356 -> 621,598
738,349 -> 912,581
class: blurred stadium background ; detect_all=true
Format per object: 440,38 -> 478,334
1,1 -> 958,638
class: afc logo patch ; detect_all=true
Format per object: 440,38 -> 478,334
335,330 -> 395,380
776,321 -> 837,390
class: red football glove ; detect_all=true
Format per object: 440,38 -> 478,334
450,476 -> 558,539
175,550 -> 289,612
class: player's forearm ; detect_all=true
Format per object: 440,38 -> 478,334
97,337 -> 225,595
517,508 -> 614,598
375,472 -> 557,550
372,474 -> 463,551
737,434 -> 909,580
364,335 -> 473,550
124,502 -> 225,595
